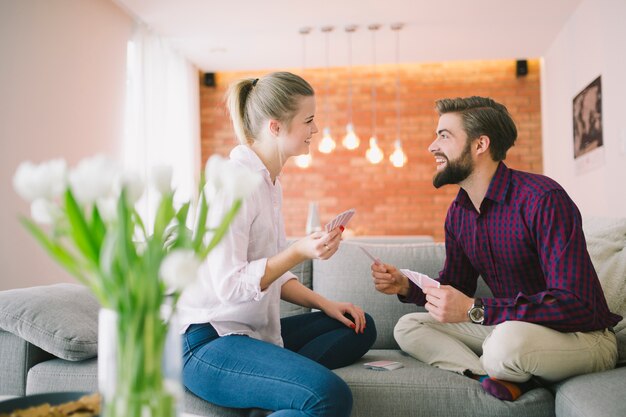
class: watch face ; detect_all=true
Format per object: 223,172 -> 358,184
470,307 -> 484,323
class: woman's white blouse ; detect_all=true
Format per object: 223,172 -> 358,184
177,145 -> 296,347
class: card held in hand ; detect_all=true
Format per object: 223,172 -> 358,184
400,269 -> 440,289
358,246 -> 383,265
325,208 -> 356,232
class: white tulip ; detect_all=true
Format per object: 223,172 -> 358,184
30,198 -> 59,224
120,172 -> 144,205
203,155 -> 261,201
159,249 -> 201,291
151,165 -> 173,195
203,155 -> 225,201
96,197 -> 117,222
13,159 -> 67,202
221,159 -> 262,200
69,155 -> 120,205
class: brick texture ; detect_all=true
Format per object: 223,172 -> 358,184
200,59 -> 542,241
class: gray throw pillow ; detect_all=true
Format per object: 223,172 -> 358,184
0,283 -> 99,361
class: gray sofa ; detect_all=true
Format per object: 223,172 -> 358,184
1,219 -> 625,417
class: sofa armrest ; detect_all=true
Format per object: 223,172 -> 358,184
0,329 -> 54,396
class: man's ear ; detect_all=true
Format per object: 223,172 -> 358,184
268,119 -> 280,137
475,135 -> 491,156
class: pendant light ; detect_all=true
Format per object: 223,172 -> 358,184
342,25 -> 360,150
365,24 -> 383,164
318,26 -> 336,154
389,23 -> 407,168
295,26 -> 313,168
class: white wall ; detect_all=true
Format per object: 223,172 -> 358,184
541,0 -> 626,217
0,1 -> 134,290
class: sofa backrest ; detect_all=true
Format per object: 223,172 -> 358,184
310,241 -> 493,350
281,236 -> 434,320
312,241 -> 427,349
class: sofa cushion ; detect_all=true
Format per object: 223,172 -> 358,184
553,366 -> 626,417
313,241 -> 447,349
335,349 -> 555,417
0,284 -> 99,361
583,217 -> 626,332
583,217 -> 626,364
26,358 -> 98,394
26,358 -> 248,417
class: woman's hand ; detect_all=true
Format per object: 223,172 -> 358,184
318,299 -> 367,334
294,226 -> 343,260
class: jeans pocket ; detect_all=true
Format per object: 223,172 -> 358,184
184,323 -> 219,353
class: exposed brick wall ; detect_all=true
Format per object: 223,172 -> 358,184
200,59 -> 542,241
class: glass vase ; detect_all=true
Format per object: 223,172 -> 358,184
98,308 -> 183,417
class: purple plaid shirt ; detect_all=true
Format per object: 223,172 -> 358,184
402,163 -> 622,332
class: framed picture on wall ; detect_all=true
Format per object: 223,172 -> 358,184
573,76 -> 605,174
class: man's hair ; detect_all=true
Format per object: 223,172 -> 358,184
435,96 -> 517,161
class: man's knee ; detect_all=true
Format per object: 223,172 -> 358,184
394,313 -> 428,350
481,321 -> 533,381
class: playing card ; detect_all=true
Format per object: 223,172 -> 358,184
325,208 -> 356,232
358,246 -> 383,265
338,209 -> 355,228
400,269 -> 440,289
364,360 -> 404,371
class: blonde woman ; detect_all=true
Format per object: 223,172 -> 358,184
179,72 -> 376,417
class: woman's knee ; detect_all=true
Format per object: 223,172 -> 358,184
307,371 -> 352,417
362,312 -> 377,347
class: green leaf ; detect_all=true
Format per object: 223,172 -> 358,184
91,205 -> 106,250
192,191 -> 208,251
153,193 -> 175,243
115,189 -> 138,273
131,208 -> 147,239
20,217 -> 88,285
200,199 -> 241,259
64,189 -> 99,264
169,202 -> 191,250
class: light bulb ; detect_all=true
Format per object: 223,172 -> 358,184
389,139 -> 407,168
318,127 -> 336,154
294,153 -> 312,168
342,123 -> 360,150
365,137 -> 384,164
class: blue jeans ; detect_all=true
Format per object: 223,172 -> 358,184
182,312 -> 376,417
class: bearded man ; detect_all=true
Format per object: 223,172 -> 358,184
371,96 -> 621,401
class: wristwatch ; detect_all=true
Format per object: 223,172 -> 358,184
468,298 -> 485,324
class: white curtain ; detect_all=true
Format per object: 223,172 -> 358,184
124,23 -> 201,225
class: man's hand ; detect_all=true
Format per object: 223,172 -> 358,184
423,285 -> 474,323
371,263 -> 410,297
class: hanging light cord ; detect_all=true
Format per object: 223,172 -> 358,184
325,29 -> 331,128
370,27 -> 378,137
347,29 -> 353,123
395,28 -> 401,140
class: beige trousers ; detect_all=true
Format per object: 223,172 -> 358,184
394,312 -> 618,383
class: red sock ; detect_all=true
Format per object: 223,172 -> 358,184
481,377 -> 537,401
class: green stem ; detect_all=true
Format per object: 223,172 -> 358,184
102,309 -> 177,417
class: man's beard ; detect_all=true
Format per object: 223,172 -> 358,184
433,143 -> 474,188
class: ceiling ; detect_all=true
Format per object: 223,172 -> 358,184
113,0 -> 583,72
